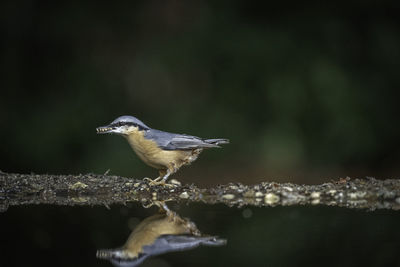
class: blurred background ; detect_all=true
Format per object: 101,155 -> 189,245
2,1 -> 400,267
1,0 -> 400,185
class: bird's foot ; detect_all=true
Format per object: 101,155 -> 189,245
143,177 -> 161,183
150,180 -> 177,187
143,177 -> 176,187
142,200 -> 173,211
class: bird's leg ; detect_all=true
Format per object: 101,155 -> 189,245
158,202 -> 175,218
161,170 -> 171,182
147,168 -> 176,187
156,169 -> 167,182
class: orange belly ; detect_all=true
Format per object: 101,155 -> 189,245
125,130 -> 201,170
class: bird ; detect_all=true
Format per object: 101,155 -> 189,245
96,203 -> 226,266
96,115 -> 229,185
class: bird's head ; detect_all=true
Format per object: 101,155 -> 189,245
96,115 -> 150,135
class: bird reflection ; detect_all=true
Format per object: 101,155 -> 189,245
97,203 -> 226,266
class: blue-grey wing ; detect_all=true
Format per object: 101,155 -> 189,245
97,235 -> 227,267
145,130 -> 229,150
165,136 -> 220,150
142,235 -> 227,255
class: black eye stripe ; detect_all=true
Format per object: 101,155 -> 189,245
111,121 -> 148,131
111,122 -> 134,127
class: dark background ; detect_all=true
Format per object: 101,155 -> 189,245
2,0 -> 400,185
1,1 -> 400,266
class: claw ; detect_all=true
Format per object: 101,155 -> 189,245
143,177 -> 161,183
149,180 -> 176,187
142,202 -> 154,209
143,177 -> 176,187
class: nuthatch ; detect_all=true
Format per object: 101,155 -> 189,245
96,206 -> 226,266
96,115 -> 229,185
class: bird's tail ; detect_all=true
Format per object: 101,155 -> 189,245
204,138 -> 229,146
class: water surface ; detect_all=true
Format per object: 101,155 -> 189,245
2,202 -> 399,267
